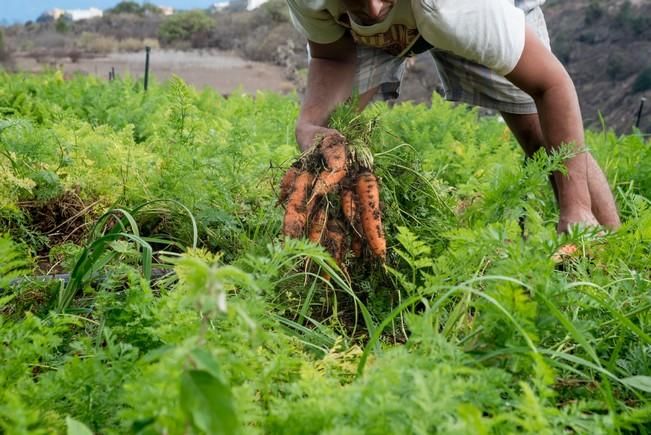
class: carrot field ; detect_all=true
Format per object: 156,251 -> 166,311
1,71 -> 650,434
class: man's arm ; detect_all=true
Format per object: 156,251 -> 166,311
505,25 -> 619,230
505,26 -> 583,154
296,34 -> 357,151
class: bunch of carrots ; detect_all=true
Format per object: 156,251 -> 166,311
278,131 -> 386,270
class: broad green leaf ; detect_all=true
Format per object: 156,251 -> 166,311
180,369 -> 238,435
620,376 -> 651,393
66,416 -> 93,435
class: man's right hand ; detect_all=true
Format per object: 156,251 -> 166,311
296,124 -> 342,152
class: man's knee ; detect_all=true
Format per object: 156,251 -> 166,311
501,112 -> 545,157
359,86 -> 380,111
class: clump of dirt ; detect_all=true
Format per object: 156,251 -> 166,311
19,188 -> 101,248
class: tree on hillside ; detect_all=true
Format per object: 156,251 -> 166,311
107,1 -> 142,14
159,10 -> 215,47
107,1 -> 162,15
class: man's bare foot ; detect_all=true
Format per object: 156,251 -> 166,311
557,209 -> 600,233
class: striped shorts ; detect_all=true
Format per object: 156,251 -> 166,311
356,7 -> 551,114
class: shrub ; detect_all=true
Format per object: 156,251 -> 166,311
606,53 -> 637,81
552,35 -> 572,64
257,0 -> 291,24
241,22 -> 296,64
55,17 -> 70,34
633,67 -> 651,93
87,35 -> 118,54
615,1 -> 651,35
106,1 -> 161,15
159,10 -> 215,47
143,38 -> 160,50
107,1 -> 143,15
118,38 -> 144,52
584,1 -> 604,25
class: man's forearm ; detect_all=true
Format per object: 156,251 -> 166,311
296,43 -> 357,150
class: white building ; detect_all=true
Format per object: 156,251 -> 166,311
158,6 -> 174,16
212,0 -> 269,12
64,8 -> 104,21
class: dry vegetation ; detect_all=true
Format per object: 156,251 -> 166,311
0,0 -> 306,80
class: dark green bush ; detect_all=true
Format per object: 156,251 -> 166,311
55,17 -> 70,34
633,67 -> 651,93
615,1 -> 651,35
552,35 -> 572,64
159,10 -> 215,47
584,0 -> 604,25
606,53 -> 638,81
107,1 -> 144,15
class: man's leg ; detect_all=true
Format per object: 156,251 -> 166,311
359,86 -> 380,110
501,112 -> 559,203
501,112 -> 621,230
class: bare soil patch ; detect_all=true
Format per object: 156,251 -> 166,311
15,49 -> 296,95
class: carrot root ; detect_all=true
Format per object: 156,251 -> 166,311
282,171 -> 314,238
308,204 -> 328,244
278,165 -> 300,205
355,170 -> 386,259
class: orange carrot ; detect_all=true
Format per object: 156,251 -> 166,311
308,205 -> 328,244
282,171 -> 314,238
324,218 -> 346,266
340,187 -> 357,227
341,186 -> 363,258
355,170 -> 386,259
310,133 -> 347,200
278,165 -> 300,205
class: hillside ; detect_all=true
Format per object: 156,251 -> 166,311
1,0 -> 648,133
401,0 -> 651,134
546,0 -> 650,133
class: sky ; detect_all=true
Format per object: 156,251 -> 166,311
0,0 -> 216,24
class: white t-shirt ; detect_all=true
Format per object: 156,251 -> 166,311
287,0 -> 545,75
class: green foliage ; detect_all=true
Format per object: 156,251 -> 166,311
159,10 -> 215,46
615,1 -> 651,35
585,0 -> 604,25
179,350 -> 239,434
106,1 -> 158,15
66,417 -> 93,435
0,72 -> 650,434
258,0 -> 292,23
55,16 -> 70,34
0,233 -> 30,291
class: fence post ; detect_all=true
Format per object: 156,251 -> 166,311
144,46 -> 151,92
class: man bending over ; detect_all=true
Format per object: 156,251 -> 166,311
287,0 -> 621,232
